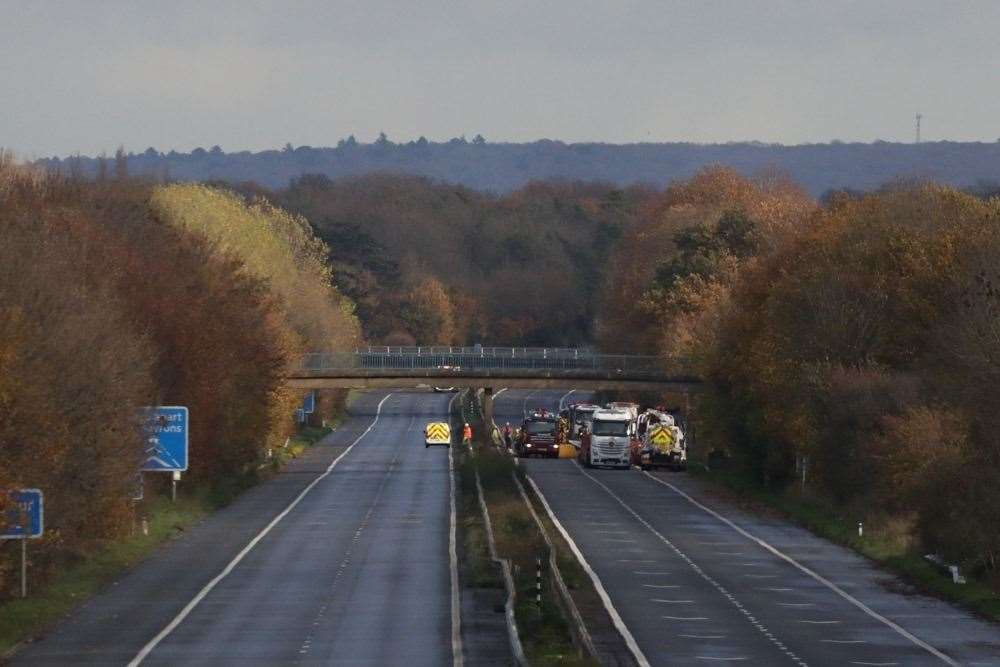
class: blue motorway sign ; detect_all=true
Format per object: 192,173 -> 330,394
1,489 -> 43,539
302,391 -> 316,415
141,406 -> 188,472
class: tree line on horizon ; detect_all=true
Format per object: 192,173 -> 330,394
35,136 -> 1000,197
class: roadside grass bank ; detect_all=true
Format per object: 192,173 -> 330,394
457,391 -> 600,666
0,493 -> 209,657
0,400 -> 349,659
690,464 -> 1000,623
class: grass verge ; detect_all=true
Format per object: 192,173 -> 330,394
458,390 -> 596,666
0,493 -> 210,656
692,465 -> 1000,623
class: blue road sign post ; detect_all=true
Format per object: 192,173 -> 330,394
2,489 -> 44,598
141,406 -> 188,472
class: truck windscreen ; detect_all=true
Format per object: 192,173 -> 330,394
592,421 -> 628,436
526,421 -> 556,434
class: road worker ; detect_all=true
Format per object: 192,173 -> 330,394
462,422 -> 473,446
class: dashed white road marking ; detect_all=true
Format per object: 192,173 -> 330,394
680,634 -> 726,639
633,571 -> 672,575
576,462 -> 809,666
619,559 -> 656,563
651,599 -> 694,603
822,639 -> 867,644
128,393 -> 396,667
760,588 -> 796,593
850,662 -> 899,666
777,602 -> 814,607
663,615 -> 710,621
642,584 -> 680,589
696,657 -> 748,662
799,620 -> 841,625
641,471 -> 960,667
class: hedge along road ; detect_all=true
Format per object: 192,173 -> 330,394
498,388 -> 1000,667
13,391 -> 461,666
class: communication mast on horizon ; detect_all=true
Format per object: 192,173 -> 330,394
915,113 -> 923,144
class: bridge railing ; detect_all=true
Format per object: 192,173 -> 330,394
296,350 -> 690,378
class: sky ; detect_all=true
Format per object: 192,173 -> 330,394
3,1 -> 999,157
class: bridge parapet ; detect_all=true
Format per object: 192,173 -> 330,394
293,348 -> 696,385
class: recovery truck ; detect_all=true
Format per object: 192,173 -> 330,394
579,408 -> 635,469
633,409 -> 686,470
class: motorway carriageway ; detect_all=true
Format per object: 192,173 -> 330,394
14,391 -> 462,666
498,389 -> 1000,667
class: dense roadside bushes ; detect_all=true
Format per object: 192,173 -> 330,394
605,166 -> 1000,580
0,158 -> 358,598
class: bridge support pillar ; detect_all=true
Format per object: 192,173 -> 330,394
482,386 -> 494,428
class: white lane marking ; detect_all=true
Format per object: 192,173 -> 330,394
760,587 -> 796,592
663,615 -> 709,621
680,634 -> 726,639
822,639 -> 867,644
493,388 -> 508,401
558,389 -> 575,411
297,410 -> 417,658
651,599 -> 694,603
619,559 -> 656,563
128,393 -> 395,667
447,392 -> 463,667
642,584 -> 680,589
742,574 -> 779,579
696,658 -> 748,662
799,620 -> 841,625
526,476 -> 650,667
603,538 -> 638,543
633,571 -> 672,575
777,602 -> 815,607
850,663 -> 900,666
641,471 -> 961,667
717,552 -> 745,556
596,530 -> 631,534
576,462 -> 808,666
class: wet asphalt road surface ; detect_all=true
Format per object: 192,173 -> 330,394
498,388 -> 1000,667
14,391 -> 459,666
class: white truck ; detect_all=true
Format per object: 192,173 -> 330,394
579,408 -> 635,469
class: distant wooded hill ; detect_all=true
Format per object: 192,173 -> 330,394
37,138 -> 1000,195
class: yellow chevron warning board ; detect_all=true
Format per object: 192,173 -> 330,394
648,424 -> 674,453
425,422 -> 451,444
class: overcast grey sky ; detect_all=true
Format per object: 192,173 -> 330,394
3,1 -> 999,157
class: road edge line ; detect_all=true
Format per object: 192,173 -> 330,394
448,393 -> 464,667
526,475 -> 650,667
641,471 -> 960,667
127,393 -> 395,666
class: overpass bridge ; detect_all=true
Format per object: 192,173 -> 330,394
288,347 -> 700,419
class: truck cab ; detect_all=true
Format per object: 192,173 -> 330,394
579,408 -> 635,468
566,403 -> 600,443
517,413 -> 560,458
